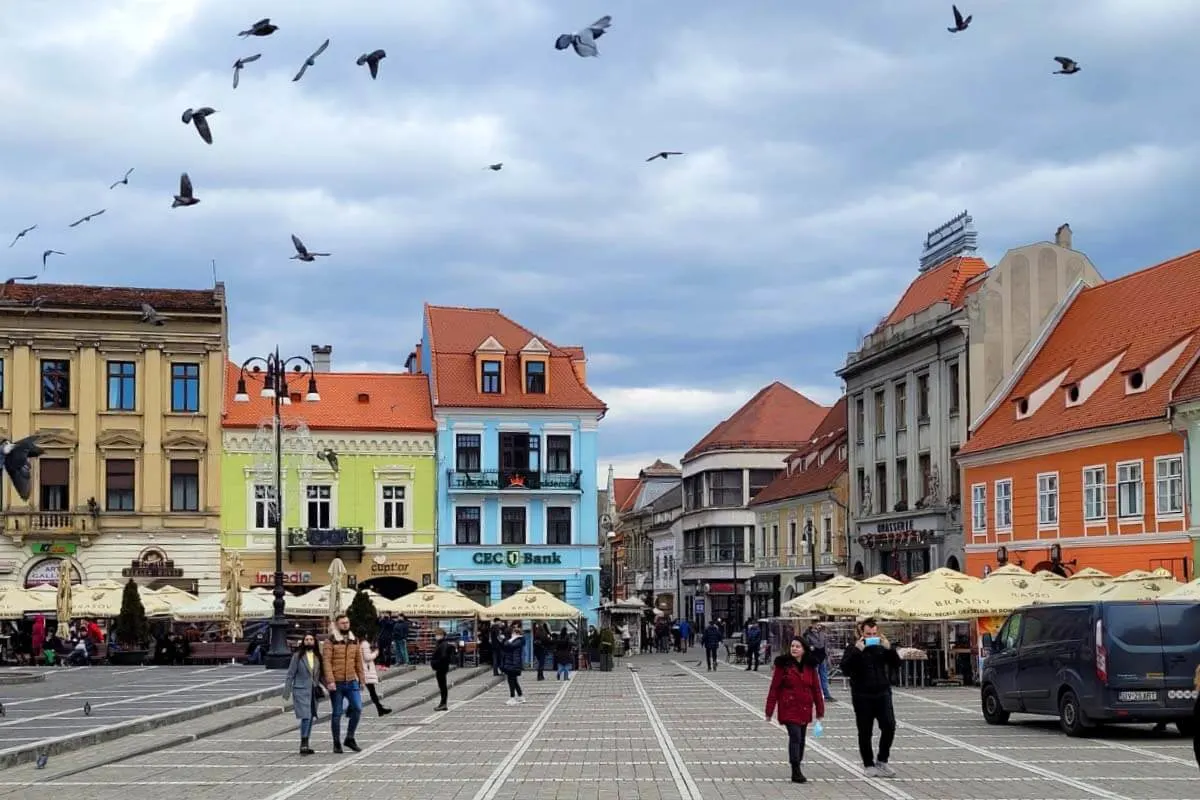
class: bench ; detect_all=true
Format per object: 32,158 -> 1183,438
185,642 -> 249,664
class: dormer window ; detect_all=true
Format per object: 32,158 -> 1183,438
1016,397 -> 1029,417
481,360 -> 501,393
1126,369 -> 1145,393
525,361 -> 546,393
1065,384 -> 1080,406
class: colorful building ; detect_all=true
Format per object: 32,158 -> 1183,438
416,305 -> 606,623
221,348 -> 437,596
959,248 -> 1200,580
605,459 -> 682,613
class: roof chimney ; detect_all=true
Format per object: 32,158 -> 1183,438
311,344 -> 332,372
1054,223 -> 1072,249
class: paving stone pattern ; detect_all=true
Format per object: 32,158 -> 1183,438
0,655 -> 1197,799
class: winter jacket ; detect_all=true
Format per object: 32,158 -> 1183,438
430,638 -> 454,673
679,620 -> 691,640
839,640 -> 900,697
553,637 -> 572,665
765,655 -> 825,725
377,617 -> 395,644
395,619 -> 411,642
803,627 -> 828,664
500,634 -> 525,675
321,630 -> 366,686
745,625 -> 762,648
701,624 -> 723,649
359,640 -> 380,685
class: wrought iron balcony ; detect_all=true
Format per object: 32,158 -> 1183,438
0,511 -> 95,535
445,469 -> 582,491
287,526 -> 365,561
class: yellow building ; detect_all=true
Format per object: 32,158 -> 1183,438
0,282 -> 227,594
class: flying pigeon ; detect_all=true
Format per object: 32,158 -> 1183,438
68,210 -> 105,227
42,250 -> 64,268
317,448 -> 340,473
486,163 -> 503,171
109,168 -> 134,189
141,303 -> 168,326
555,15 -> 611,58
35,752 -> 47,770
646,151 -> 683,162
9,225 -> 35,247
289,234 -> 330,262
293,39 -> 331,82
24,296 -> 46,315
232,54 -> 261,89
239,18 -> 278,38
182,107 -> 216,145
1053,56 -> 1080,75
356,49 -> 386,79
1,434 -> 44,502
948,5 -> 971,32
0,703 -> 5,716
172,173 -> 200,208
83,702 -> 91,716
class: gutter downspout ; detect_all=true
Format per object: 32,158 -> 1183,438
1168,405 -> 1193,581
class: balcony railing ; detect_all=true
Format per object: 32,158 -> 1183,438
0,511 -> 95,535
755,553 -> 845,571
445,469 -> 582,491
287,527 -> 365,561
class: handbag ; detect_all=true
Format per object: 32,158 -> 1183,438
312,684 -> 325,702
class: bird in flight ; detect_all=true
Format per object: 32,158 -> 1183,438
140,303 -> 168,326
486,163 -> 503,171
948,5 -> 972,33
290,234 -> 330,262
172,173 -> 200,208
356,49 -> 386,80
68,210 -> 105,227
239,18 -> 277,38
4,435 -> 46,501
8,225 -> 35,247
232,54 -> 261,89
182,107 -> 217,144
555,15 -> 611,58
109,168 -> 134,189
23,296 -> 46,315
1053,56 -> 1080,75
294,39 -> 331,82
646,151 -> 684,162
42,250 -> 64,268
317,448 -> 340,473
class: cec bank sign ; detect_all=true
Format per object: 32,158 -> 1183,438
473,550 -> 563,568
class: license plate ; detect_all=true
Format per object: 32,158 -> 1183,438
1118,691 -> 1158,702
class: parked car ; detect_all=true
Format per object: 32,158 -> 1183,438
979,600 -> 1200,736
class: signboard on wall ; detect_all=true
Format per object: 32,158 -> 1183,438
30,542 -> 77,556
24,558 -> 82,587
254,570 -> 314,585
472,551 -> 564,568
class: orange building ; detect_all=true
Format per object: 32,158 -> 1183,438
958,248 -> 1200,580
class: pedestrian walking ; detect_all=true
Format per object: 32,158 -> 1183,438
321,614 -> 366,754
839,618 -> 900,777
678,618 -> 691,653
702,620 -> 723,670
502,622 -> 526,705
392,613 -> 411,666
533,623 -> 550,680
359,636 -> 392,716
430,627 -> 455,711
284,633 -> 323,756
554,631 -> 572,680
377,613 -> 395,667
744,620 -> 763,671
490,618 -> 506,676
804,621 -> 835,701
765,637 -> 825,784
617,623 -> 632,656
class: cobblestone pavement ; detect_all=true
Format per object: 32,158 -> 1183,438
0,655 -> 1196,799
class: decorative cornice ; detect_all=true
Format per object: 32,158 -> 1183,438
373,465 -> 415,479
96,429 -> 145,453
163,430 -> 209,452
956,419 -> 1168,468
223,431 -> 435,455
34,427 -> 79,450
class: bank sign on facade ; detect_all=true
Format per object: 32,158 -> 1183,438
472,551 -> 564,568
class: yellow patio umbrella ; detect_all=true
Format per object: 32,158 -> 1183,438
385,584 -> 487,618
781,575 -> 859,616
1053,567 -> 1113,602
55,558 -> 76,638
0,588 -> 52,619
812,574 -> 904,617
223,551 -> 244,641
71,578 -> 171,618
983,564 -> 1059,605
1162,578 -> 1200,602
287,584 -> 388,617
147,585 -> 199,608
173,589 -> 275,621
871,569 -> 994,620
1033,569 -> 1066,584
489,585 -> 582,621
1095,571 -> 1182,602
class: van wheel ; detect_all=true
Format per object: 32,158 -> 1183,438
1058,690 -> 1091,737
1176,718 -> 1195,737
981,685 -> 1009,725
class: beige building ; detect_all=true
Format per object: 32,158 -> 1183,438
0,282 -> 227,594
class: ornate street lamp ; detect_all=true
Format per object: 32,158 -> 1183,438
233,347 -> 320,669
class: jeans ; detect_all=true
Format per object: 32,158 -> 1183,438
852,692 -> 896,767
330,681 -> 363,743
556,661 -> 570,680
818,661 -> 832,698
299,716 -> 313,738
435,670 -> 449,706
745,645 -> 760,670
705,646 -> 719,669
535,649 -> 546,679
246,646 -> 263,665
785,722 -> 807,764
492,647 -> 503,675
394,639 -> 409,665
506,672 -> 523,697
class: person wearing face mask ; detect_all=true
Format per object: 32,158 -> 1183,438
765,637 -> 825,784
321,614 -> 366,754
284,633 -> 324,756
430,627 -> 455,711
839,617 -> 901,778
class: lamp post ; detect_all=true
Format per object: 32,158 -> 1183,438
804,519 -> 818,591
232,347 -> 321,670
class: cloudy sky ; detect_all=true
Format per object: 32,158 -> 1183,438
2,0 -> 1199,483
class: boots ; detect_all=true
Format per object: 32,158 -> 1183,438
332,737 -> 343,754
344,738 -> 361,752
791,761 -> 806,784
299,737 -> 314,756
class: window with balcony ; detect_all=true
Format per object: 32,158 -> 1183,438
874,464 -> 887,514
305,484 -> 332,528
708,470 -> 743,507
39,458 -> 69,511
170,363 -> 200,412
40,359 -> 70,410
1156,456 -> 1184,516
748,469 -> 780,502
1037,473 -> 1059,526
380,485 -> 405,529
546,435 -> 571,472
896,459 -> 908,508
253,484 -> 276,529
107,361 -> 136,411
916,373 -> 930,419
948,362 -> 961,414
1083,467 -> 1106,521
481,360 -> 501,393
895,381 -> 907,430
1117,461 -> 1143,518
455,433 -> 481,472
525,360 -> 546,393
500,431 -> 539,475
170,459 -> 200,512
455,506 -> 481,545
547,506 -> 572,545
854,396 -> 865,443
501,506 -> 526,544
708,527 -> 744,563
104,459 -> 135,511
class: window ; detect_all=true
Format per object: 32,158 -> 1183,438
39,458 -> 69,510
169,459 -> 200,512
305,484 -> 332,528
873,390 -> 886,432
1117,461 -> 1143,518
708,470 -> 743,507
948,362 -> 961,414
455,433 -> 481,472
501,507 -> 526,544
380,485 -> 405,529
916,373 -> 930,419
104,459 -> 135,511
971,484 -> 987,533
749,469 -> 779,500
532,580 -> 566,601
107,361 -> 136,411
874,463 -> 887,514
894,381 -> 907,430
918,453 -> 931,499
1156,456 -> 1184,516
525,360 -> 545,393
708,527 -> 744,563
1083,467 -> 1106,521
40,359 -> 70,410
1037,473 -> 1059,526
949,446 -> 961,499
854,397 -> 865,443
770,524 -> 779,556
481,360 -> 501,393
499,431 -> 538,474
252,483 -> 276,529
821,516 -> 832,552
455,506 -> 481,545
788,520 -> 797,555
547,506 -> 572,545
994,479 -> 1012,529
546,435 -> 571,472
457,580 -> 488,606
895,459 -> 908,507
683,475 -> 703,511
856,468 -> 867,513
0,358 -> 4,407
500,580 -> 522,599
171,363 -> 200,412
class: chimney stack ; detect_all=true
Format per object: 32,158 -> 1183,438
311,344 -> 332,372
1054,223 -> 1072,249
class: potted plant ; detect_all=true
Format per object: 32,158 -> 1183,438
110,579 -> 150,665
598,627 -> 615,672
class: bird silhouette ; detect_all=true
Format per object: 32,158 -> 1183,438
555,15 -> 611,58
646,151 -> 684,162
238,18 -> 277,37
172,173 -> 200,208
42,250 -> 64,268
182,108 -> 217,144
9,225 -> 36,247
109,168 -> 134,189
317,448 -> 340,473
141,303 -> 168,326
83,702 -> 91,716
24,296 -> 46,315
948,5 -> 972,32
68,210 -> 105,227
290,234 -> 330,262
486,163 -> 503,171
356,49 -> 386,79
2,435 -> 44,501
1053,56 -> 1080,75
232,54 -> 261,89
293,39 -> 331,82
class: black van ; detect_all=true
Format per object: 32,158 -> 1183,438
980,600 -> 1200,736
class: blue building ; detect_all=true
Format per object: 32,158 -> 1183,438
414,304 -> 607,624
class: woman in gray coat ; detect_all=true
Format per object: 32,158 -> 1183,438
284,633 -> 323,755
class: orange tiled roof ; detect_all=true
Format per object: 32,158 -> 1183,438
613,478 -> 641,513
424,305 -> 606,412
222,362 -> 435,432
882,256 -> 989,327
684,381 -> 829,461
751,398 -> 848,506
962,247 -> 1200,454
0,282 -> 221,313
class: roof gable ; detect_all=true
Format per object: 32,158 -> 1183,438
685,382 -> 829,461
882,256 -> 990,327
749,403 -> 848,507
475,336 -> 505,353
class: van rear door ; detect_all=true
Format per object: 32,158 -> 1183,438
1153,601 -> 1200,712
1102,603 -> 1166,708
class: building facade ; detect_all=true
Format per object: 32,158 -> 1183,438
680,382 -> 828,631
749,398 -> 850,610
0,283 -> 227,593
606,460 -> 682,613
419,305 -> 606,624
221,348 -> 437,596
648,486 -> 683,618
960,247 -> 1200,580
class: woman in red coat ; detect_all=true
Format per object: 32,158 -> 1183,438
765,636 -> 825,783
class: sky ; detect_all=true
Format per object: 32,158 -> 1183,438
2,0 -> 1200,486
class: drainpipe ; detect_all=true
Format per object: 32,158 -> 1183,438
1168,405 -> 1194,581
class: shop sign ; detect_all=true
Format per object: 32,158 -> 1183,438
24,558 -> 82,587
693,598 -> 705,615
30,542 -> 77,556
472,551 -> 563,568
369,560 -> 411,575
122,547 -> 184,578
254,569 -> 313,585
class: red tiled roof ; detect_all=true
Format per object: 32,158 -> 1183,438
684,382 -> 828,461
1171,354 -> 1200,404
613,478 -> 641,513
0,282 -> 222,313
963,247 -> 1200,454
882,256 -> 989,327
223,362 -> 435,432
751,398 -> 848,506
424,305 -> 606,412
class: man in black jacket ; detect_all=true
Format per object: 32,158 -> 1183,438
839,618 -> 900,778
